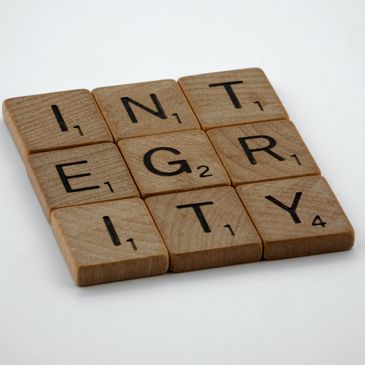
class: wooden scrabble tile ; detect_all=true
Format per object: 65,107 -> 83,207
2,89 -> 112,159
118,130 -> 230,197
93,79 -> 200,140
145,186 -> 262,272
179,68 -> 288,130
51,198 -> 169,286
27,143 -> 139,219
236,176 -> 354,260
207,120 -> 320,185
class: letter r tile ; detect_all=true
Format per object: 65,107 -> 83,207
179,68 -> 288,130
118,130 -> 230,197
145,186 -> 262,272
207,120 -> 320,185
26,143 -> 139,220
236,176 -> 354,260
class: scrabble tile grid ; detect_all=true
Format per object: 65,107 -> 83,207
2,68 -> 355,286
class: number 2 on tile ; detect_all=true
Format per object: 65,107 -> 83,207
197,165 -> 212,177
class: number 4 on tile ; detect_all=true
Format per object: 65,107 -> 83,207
265,192 -> 326,228
312,215 -> 326,227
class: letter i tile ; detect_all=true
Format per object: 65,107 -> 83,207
51,199 -> 169,286
146,186 -> 262,272
3,89 -> 112,159
236,176 -> 354,259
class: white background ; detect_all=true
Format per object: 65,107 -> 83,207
0,1 -> 364,364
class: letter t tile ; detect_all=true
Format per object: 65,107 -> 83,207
145,186 -> 262,272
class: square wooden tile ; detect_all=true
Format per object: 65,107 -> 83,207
179,68 -> 288,130
93,79 -> 200,140
2,89 -> 112,159
118,130 -> 230,197
207,120 -> 320,185
27,143 -> 139,219
236,176 -> 354,260
146,186 -> 262,272
51,198 -> 169,286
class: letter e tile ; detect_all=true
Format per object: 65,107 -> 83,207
26,143 -> 139,219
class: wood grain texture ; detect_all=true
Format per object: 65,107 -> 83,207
3,69 -> 356,286
236,176 -> 354,260
145,186 -> 262,272
93,80 -> 200,140
2,89 -> 112,159
51,198 -> 168,286
179,68 -> 288,130
207,120 -> 320,185
26,143 -> 139,220
118,130 -> 231,197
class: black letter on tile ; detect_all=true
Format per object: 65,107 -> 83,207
238,135 -> 285,164
121,94 -> 167,123
143,147 -> 192,176
208,81 -> 243,108
51,104 -> 68,132
103,216 -> 121,246
176,202 -> 214,232
265,192 -> 302,224
55,160 -> 100,193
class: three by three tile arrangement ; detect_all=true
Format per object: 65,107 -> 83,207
3,68 -> 355,286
